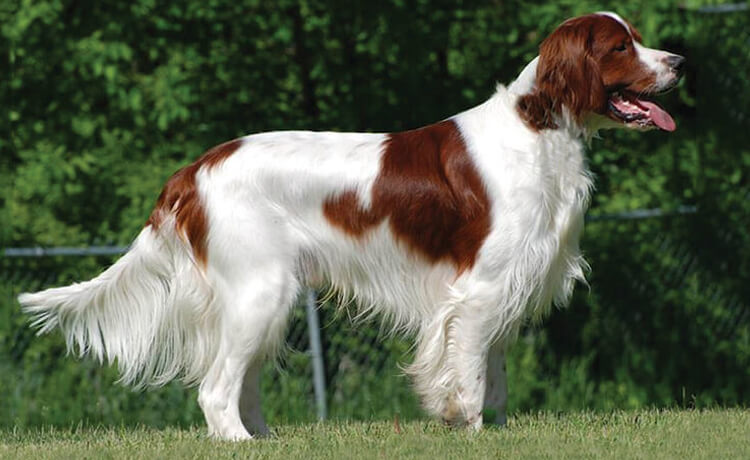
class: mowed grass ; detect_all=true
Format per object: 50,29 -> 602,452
2,409 -> 748,459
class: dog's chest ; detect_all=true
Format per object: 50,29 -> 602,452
472,132 -> 592,316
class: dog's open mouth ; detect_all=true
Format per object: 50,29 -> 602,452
608,91 -> 676,132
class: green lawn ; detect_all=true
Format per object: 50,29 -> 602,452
2,409 -> 748,459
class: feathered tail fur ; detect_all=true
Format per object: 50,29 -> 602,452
18,221 -> 217,388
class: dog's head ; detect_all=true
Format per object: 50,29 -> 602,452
518,12 -> 684,132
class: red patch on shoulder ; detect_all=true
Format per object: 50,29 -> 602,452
146,138 -> 243,266
324,120 -> 491,274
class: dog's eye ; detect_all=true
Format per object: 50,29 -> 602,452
614,43 -> 628,52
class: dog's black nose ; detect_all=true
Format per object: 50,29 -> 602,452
667,54 -> 686,75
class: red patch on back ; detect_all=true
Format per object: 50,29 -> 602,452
323,120 -> 491,274
146,138 -> 243,266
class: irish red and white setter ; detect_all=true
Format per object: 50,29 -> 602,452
21,12 -> 684,439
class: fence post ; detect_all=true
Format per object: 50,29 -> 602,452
305,288 -> 327,420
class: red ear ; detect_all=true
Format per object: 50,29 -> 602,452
518,18 -> 607,130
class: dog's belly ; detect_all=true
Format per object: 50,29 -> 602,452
297,221 -> 458,329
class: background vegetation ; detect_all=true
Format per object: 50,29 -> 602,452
1,0 -> 748,428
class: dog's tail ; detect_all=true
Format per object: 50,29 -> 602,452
18,222 -> 216,388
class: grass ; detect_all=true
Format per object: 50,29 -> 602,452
1,409 -> 748,459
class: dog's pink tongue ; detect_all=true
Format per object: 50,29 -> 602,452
639,100 -> 676,132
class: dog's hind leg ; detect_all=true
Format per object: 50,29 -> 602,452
195,202 -> 299,441
197,263 -> 297,440
483,340 -> 508,426
239,359 -> 270,436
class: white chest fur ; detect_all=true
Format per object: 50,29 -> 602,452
455,87 -> 593,339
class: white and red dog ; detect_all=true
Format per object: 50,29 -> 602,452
20,12 -> 683,439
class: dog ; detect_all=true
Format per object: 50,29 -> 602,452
20,12 -> 684,440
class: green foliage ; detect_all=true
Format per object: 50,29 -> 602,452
1,0 -> 748,428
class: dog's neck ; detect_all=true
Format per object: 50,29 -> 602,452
508,56 -> 599,142
508,56 -> 539,96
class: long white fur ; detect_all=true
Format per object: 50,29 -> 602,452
20,222 -> 216,387
18,12 -> 676,440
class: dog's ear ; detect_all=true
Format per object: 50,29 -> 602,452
518,18 -> 607,130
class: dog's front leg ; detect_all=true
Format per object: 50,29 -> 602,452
409,306 -> 493,430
